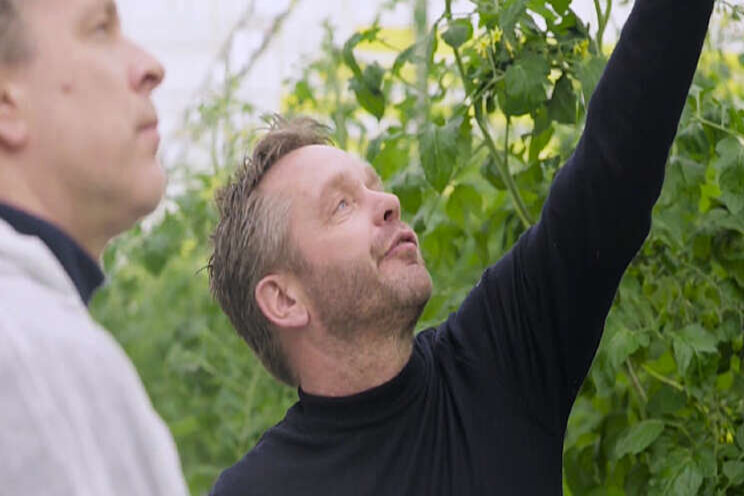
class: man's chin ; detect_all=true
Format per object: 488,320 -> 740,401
134,167 -> 167,216
389,266 -> 433,307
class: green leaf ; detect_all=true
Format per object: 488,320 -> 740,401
646,386 -> 686,416
574,55 -> 606,104
679,324 -> 718,354
293,80 -> 315,104
419,116 -> 463,192
548,74 -> 577,124
670,460 -> 704,496
350,80 -> 385,120
716,370 -> 734,391
392,44 -> 416,75
499,0 -> 528,35
363,62 -> 384,90
607,327 -> 643,370
140,214 -> 183,276
391,173 -> 425,215
481,155 -> 507,190
713,137 -> 744,215
673,338 -> 693,375
528,126 -> 554,163
342,28 -> 380,78
724,461 -> 744,486
624,463 -> 650,495
693,447 -> 717,479
737,424 -> 744,451
372,138 -> 409,181
442,19 -> 473,49
446,184 -> 482,226
349,64 -> 386,120
526,0 -> 557,23
421,221 -> 464,267
614,420 -> 665,459
501,54 -> 550,116
548,0 -> 571,15
564,446 -> 600,494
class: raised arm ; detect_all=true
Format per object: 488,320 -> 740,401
442,0 -> 716,432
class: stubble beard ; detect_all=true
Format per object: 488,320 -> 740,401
301,255 -> 432,343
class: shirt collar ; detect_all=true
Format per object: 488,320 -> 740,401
294,343 -> 427,428
0,202 -> 105,305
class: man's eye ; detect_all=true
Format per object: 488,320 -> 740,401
94,18 -> 115,35
335,199 -> 349,212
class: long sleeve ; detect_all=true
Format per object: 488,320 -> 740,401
440,0 -> 715,433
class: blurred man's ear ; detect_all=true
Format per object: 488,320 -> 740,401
255,274 -> 310,330
0,83 -> 27,149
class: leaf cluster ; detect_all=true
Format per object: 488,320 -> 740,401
90,1 -> 744,494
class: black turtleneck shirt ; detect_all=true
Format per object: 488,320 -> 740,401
211,0 -> 715,494
0,202 -> 104,304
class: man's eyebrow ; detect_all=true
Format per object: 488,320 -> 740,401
364,166 -> 384,190
318,171 -> 354,204
317,166 -> 384,206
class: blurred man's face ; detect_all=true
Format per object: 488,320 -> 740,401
10,0 -> 165,240
262,145 -> 433,340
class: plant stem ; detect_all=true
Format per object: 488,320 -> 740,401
626,358 -> 648,403
665,420 -> 695,446
593,0 -> 612,54
642,364 -> 685,392
443,0 -> 534,228
475,110 -> 534,228
413,0 -> 430,126
694,115 -> 744,139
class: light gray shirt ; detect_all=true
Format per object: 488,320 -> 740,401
0,220 -> 188,495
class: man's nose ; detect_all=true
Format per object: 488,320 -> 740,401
128,40 -> 165,94
373,190 -> 401,225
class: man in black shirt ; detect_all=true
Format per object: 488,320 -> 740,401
208,0 -> 716,494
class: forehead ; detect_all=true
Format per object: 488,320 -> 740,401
262,145 -> 378,199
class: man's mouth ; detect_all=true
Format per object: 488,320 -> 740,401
384,230 -> 418,258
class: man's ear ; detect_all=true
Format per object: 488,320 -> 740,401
0,83 -> 28,149
255,274 -> 309,330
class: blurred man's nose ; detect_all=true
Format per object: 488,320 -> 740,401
128,40 -> 165,94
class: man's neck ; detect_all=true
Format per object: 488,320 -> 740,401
295,330 -> 414,398
0,170 -> 105,258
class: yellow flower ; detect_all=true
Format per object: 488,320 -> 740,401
491,28 -> 502,44
726,430 -> 735,444
573,39 -> 589,57
476,37 -> 490,57
505,39 -> 514,56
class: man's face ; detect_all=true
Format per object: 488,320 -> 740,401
263,145 -> 433,340
11,0 -> 165,237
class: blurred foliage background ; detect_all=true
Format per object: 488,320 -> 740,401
91,0 -> 744,493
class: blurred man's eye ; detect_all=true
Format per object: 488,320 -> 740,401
92,15 -> 118,37
95,20 -> 112,33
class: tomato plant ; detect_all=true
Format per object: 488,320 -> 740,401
91,1 -> 743,493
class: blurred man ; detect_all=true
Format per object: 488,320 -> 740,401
208,0 -> 715,494
0,0 -> 187,493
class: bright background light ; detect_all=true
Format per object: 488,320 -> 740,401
118,0 -> 635,150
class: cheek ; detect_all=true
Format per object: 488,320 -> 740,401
301,226 -> 375,267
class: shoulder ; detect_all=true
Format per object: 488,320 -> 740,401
210,418 -> 300,496
0,278 -> 187,496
